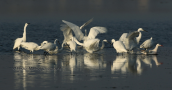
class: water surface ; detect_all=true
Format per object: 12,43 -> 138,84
0,0 -> 172,90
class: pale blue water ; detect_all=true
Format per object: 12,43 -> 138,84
0,0 -> 172,90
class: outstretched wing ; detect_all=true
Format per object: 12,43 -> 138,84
60,24 -> 73,44
119,33 -> 128,42
80,18 -> 93,30
126,31 -> 139,40
87,27 -> 107,39
62,20 -> 84,41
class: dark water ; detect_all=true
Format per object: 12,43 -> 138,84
1,0 -> 172,90
0,20 -> 172,55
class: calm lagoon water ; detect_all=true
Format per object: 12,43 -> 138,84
0,0 -> 172,90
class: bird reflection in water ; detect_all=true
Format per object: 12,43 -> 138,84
111,54 -> 142,75
61,54 -> 78,83
13,52 -> 58,89
111,54 -> 162,76
60,53 -> 106,82
137,55 -> 163,68
84,53 -> 106,70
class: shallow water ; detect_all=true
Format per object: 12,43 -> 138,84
1,0 -> 172,90
1,48 -> 172,90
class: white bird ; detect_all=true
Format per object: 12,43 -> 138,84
62,20 -> 108,53
13,23 -> 29,50
141,44 -> 163,55
119,28 -> 147,51
140,37 -> 154,50
60,18 -> 93,46
20,42 -> 41,53
69,37 -> 77,53
40,39 -> 63,55
111,39 -> 128,53
73,37 -> 109,53
62,20 -> 107,41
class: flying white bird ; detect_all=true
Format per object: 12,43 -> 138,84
40,39 -> 63,55
141,44 -> 163,55
111,39 -> 128,53
60,18 -> 93,46
20,42 -> 41,53
140,37 -> 154,50
13,23 -> 30,50
119,28 -> 147,51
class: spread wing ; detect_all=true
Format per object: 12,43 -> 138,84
87,27 -> 107,39
60,24 -> 73,44
62,20 -> 84,41
119,33 -> 128,41
126,31 -> 139,40
80,18 -> 93,30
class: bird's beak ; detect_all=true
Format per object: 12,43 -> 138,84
58,41 -> 61,45
106,41 -> 111,45
161,45 -> 163,47
27,23 -> 30,24
143,30 -> 148,32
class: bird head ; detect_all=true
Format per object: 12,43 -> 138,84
103,39 -> 111,44
138,28 -> 148,32
111,39 -> 115,44
25,23 -> 30,25
41,41 -> 48,46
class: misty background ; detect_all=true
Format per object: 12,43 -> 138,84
0,0 -> 172,21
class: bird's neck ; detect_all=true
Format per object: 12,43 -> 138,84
85,30 -> 87,37
74,38 -> 84,46
136,32 -> 142,44
59,42 -> 64,52
35,46 -> 42,51
54,39 -> 57,45
152,44 -> 159,52
100,40 -> 105,50
22,25 -> 27,42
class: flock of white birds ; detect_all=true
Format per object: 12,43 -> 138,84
13,19 -> 163,55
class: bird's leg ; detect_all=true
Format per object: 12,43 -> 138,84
67,44 -> 70,48
75,52 -> 77,56
18,47 -> 20,51
44,51 -> 48,56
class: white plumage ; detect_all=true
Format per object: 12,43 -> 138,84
60,18 -> 93,45
62,20 -> 107,41
73,37 -> 108,53
69,37 -> 77,53
62,20 -> 108,53
13,23 -> 29,50
119,28 -> 147,51
140,37 -> 154,50
20,42 -> 41,53
141,44 -> 163,55
40,39 -> 64,54
111,39 -> 128,53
